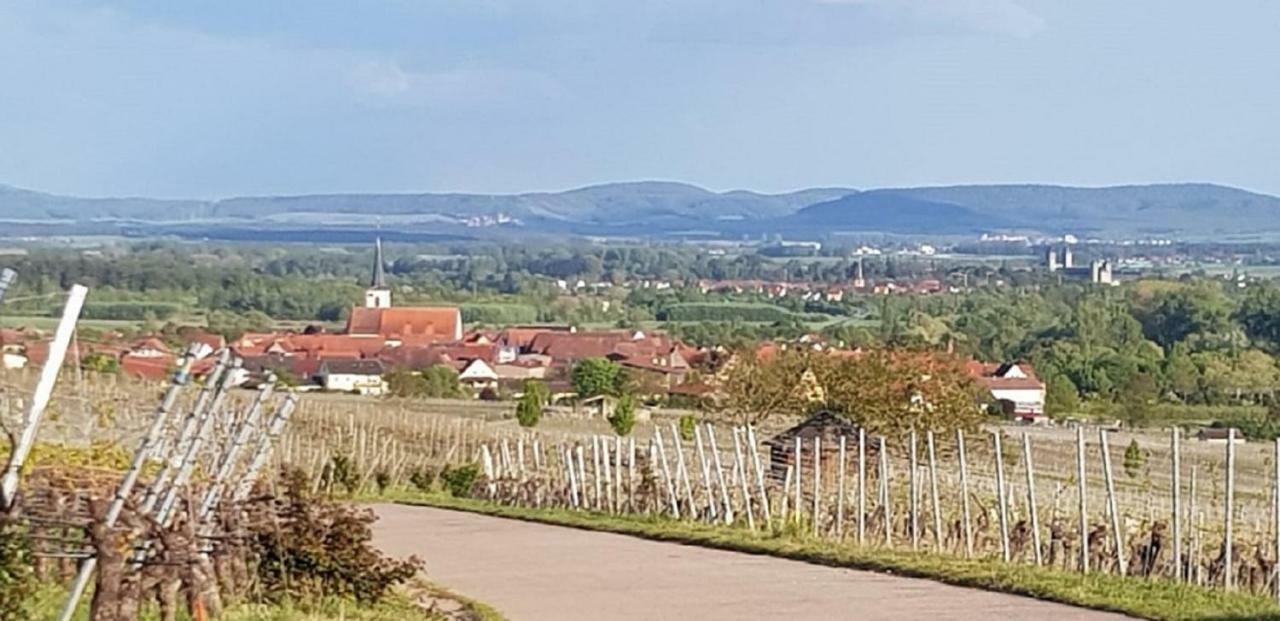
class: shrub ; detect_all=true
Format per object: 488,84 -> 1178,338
1123,439 -> 1146,479
408,467 -> 438,493
609,394 -> 637,436
678,414 -> 697,442
515,392 -> 542,428
441,463 -> 480,498
250,478 -> 422,604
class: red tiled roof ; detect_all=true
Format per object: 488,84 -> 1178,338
346,307 -> 462,341
120,353 -> 176,381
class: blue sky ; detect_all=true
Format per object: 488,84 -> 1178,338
1,1 -> 1277,198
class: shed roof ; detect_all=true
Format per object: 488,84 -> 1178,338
765,410 -> 862,448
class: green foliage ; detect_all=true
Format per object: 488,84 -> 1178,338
522,378 -> 550,405
515,391 -> 542,428
441,463 -> 481,498
1122,439 -> 1146,479
572,358 -> 625,398
384,365 -> 465,399
1043,374 -> 1079,418
80,351 -> 120,374
461,303 -> 538,325
608,394 -> 637,436
80,301 -> 182,321
323,455 -> 360,496
0,520 -> 34,621
250,475 -> 422,604
407,466 -> 438,493
658,302 -> 799,323
678,414 -> 697,442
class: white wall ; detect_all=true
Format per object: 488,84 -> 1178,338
323,372 -> 386,395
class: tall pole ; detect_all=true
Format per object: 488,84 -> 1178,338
231,395 -> 299,503
957,429 -> 973,558
58,346 -> 198,621
993,431 -> 1011,562
1171,427 -> 1182,581
747,425 -> 771,522
200,388 -> 289,520
1224,427 -> 1236,590
1,284 -> 88,509
1100,429 -> 1126,576
1022,432 -> 1042,566
1077,425 -> 1088,573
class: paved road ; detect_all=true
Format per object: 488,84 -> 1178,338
370,504 -> 1132,621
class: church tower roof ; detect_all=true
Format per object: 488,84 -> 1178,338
370,237 -> 387,289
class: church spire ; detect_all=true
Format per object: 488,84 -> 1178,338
371,237 -> 387,289
364,237 -> 392,309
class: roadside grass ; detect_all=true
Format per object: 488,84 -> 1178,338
28,578 -> 505,621
385,491 -> 1280,621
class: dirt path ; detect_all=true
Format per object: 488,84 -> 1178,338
370,504 -> 1133,621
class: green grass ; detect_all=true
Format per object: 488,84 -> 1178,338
0,314 -> 144,331
387,491 -> 1280,621
28,578 -> 505,621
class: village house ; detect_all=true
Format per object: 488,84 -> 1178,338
316,359 -> 387,395
966,361 -> 1047,422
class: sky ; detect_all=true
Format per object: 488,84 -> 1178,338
0,1 -> 1277,199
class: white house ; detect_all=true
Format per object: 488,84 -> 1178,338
969,361 -> 1046,421
316,359 -> 387,395
458,358 -> 499,391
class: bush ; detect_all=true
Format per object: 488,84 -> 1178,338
515,392 -> 542,428
408,467 -> 438,493
678,414 -> 697,442
441,463 -> 480,498
250,477 -> 422,604
609,394 -> 637,436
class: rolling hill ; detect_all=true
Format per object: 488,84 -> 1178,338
3,181 -> 1279,239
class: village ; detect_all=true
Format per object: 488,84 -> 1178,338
0,240 -> 1047,422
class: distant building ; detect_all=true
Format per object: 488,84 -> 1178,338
1045,246 -> 1114,285
967,361 -> 1046,421
346,238 -> 463,343
317,359 -> 386,395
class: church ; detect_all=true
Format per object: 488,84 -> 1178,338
345,238 -> 463,344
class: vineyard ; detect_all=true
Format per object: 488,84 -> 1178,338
0,305 -> 439,621
276,394 -> 1280,601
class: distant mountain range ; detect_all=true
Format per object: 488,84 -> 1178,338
4,181 -> 1279,240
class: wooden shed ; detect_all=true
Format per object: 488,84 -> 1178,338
764,410 -> 868,482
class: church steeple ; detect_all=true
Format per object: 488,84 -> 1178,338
371,237 -> 387,288
364,237 -> 392,309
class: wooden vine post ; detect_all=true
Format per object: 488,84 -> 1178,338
1224,427 -> 1236,591
1022,432 -> 1042,566
837,435 -> 847,539
1099,428 -> 1126,576
993,431 -> 1011,562
812,436 -> 821,535
1171,427 -> 1181,582
926,431 -> 942,551
957,429 -> 973,558
747,426 -> 771,523
857,428 -> 867,545
909,430 -> 919,550
1076,425 -> 1088,573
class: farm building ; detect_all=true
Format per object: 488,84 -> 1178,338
316,359 -> 387,395
764,410 -> 864,481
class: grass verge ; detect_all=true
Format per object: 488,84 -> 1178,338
387,491 -> 1280,621
28,579 -> 505,621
